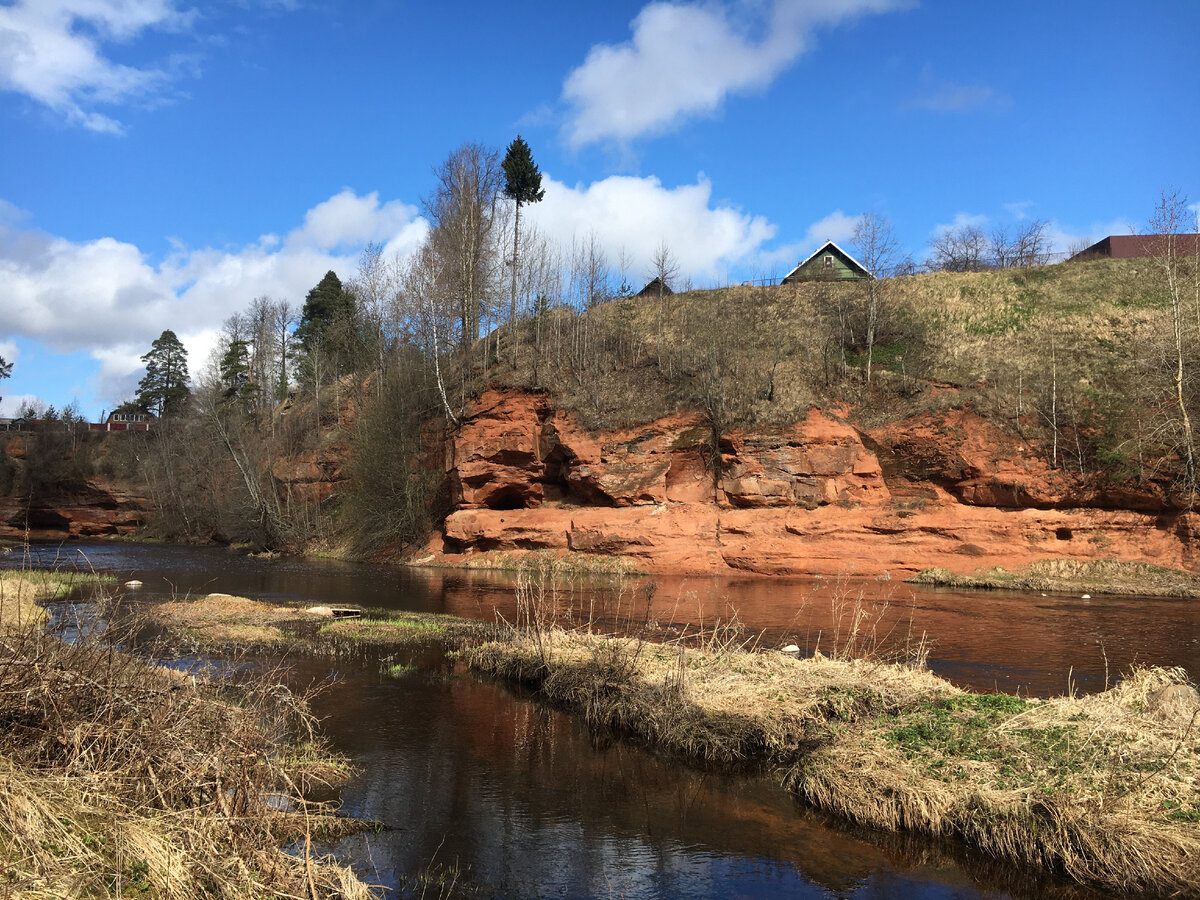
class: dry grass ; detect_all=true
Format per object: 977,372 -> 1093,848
0,575 -> 50,628
909,558 -> 1200,598
148,592 -> 295,647
464,567 -> 1200,897
0,608 -> 377,899
146,592 -> 490,654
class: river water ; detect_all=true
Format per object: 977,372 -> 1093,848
14,540 -> 1198,898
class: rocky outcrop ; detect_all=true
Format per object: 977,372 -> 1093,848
0,480 -> 151,541
432,390 -> 1198,578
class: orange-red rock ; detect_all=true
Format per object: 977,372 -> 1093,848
429,390 -> 1200,578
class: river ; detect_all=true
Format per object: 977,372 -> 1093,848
14,540 -> 1197,898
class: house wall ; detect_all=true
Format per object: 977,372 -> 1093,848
782,253 -> 864,283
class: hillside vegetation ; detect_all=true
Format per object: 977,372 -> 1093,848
61,247 -> 1192,557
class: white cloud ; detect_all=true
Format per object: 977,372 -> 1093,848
0,190 -> 427,405
0,0 -> 194,133
907,67 -> 1010,114
1002,200 -> 1035,220
528,173 -> 776,284
802,209 -> 861,246
931,211 -> 989,236
562,0 -> 910,147
0,393 -> 46,418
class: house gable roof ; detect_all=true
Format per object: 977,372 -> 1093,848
782,240 -> 870,282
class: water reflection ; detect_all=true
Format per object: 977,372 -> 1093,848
15,541 -> 1200,697
299,657 -> 1099,899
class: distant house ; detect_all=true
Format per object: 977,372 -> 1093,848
89,409 -> 154,432
780,240 -> 870,284
1069,234 -> 1200,262
637,277 -> 674,297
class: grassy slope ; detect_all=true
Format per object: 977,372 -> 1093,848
513,258 -> 1161,437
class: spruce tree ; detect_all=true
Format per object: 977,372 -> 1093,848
501,136 -> 545,358
135,330 -> 190,417
296,271 -> 354,352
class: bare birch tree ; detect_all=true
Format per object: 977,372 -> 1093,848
853,212 -> 899,384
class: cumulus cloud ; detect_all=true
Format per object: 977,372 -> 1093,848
528,172 -> 776,283
0,0 -> 195,132
0,394 -> 46,418
802,209 -> 861,246
562,0 -> 910,147
0,190 -> 427,406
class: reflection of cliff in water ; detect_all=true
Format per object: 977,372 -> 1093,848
18,542 -> 1200,698
433,569 -> 1200,697
303,656 -> 1102,899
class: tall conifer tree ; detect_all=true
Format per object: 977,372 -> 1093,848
501,136 -> 545,358
136,330 -> 190,417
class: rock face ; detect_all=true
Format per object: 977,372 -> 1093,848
0,480 -> 151,541
433,389 -> 1200,577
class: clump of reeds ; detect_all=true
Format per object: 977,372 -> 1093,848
0,582 -> 377,898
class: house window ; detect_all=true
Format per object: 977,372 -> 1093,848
823,255 -> 833,269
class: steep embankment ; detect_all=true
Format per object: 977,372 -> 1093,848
428,388 -> 1200,578
0,433 -> 152,541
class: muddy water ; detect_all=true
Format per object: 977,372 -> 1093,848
14,541 -> 1196,897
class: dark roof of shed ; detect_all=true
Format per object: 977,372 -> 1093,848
1070,234 -> 1200,260
637,277 -> 674,297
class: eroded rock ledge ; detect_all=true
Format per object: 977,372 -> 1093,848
432,389 -> 1200,577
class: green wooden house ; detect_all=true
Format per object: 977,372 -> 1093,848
780,240 -> 870,284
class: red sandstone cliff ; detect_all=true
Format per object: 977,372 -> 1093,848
1,434 -> 152,542
429,390 -> 1200,577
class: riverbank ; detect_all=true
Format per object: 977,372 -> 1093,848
462,626 -> 1200,898
909,557 -> 1200,598
0,574 -> 377,899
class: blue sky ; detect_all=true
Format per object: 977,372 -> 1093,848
1,0 -> 1197,419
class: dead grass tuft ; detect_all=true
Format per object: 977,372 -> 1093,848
0,595 -> 378,898
0,575 -> 50,628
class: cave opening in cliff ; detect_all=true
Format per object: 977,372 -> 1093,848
485,485 -> 532,511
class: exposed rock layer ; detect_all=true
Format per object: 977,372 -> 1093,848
1,435 -> 152,541
434,390 -> 1199,577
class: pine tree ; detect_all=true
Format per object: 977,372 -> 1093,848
295,271 -> 355,352
501,136 -> 545,359
135,330 -> 190,417
219,338 -> 254,405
